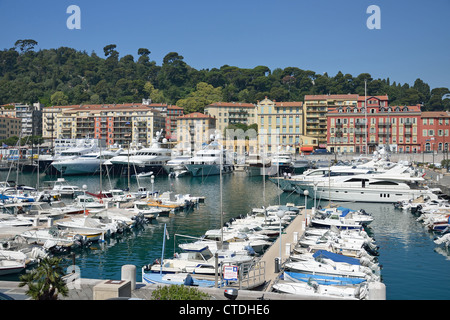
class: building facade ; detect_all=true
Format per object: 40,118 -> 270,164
1,103 -> 42,137
420,111 -> 450,153
0,115 -> 21,141
166,105 -> 184,141
304,94 -> 359,148
43,103 -> 165,148
204,102 -> 257,133
176,112 -> 216,154
327,95 -> 422,153
256,97 -> 316,154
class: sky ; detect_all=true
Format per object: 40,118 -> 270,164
0,0 -> 449,90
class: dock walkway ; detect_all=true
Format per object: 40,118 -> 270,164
258,209 -> 308,292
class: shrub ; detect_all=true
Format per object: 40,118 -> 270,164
151,285 -> 210,300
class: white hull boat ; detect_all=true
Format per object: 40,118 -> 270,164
147,243 -> 253,275
0,250 -> 27,275
273,280 -> 366,300
285,259 -> 379,281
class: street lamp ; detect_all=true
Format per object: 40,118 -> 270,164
276,210 -> 286,271
303,189 -> 309,212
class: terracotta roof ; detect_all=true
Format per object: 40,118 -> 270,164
304,94 -> 359,100
0,115 -> 20,120
357,95 -> 389,101
274,101 -> 303,107
177,112 -> 215,119
206,102 -> 255,108
421,111 -> 450,118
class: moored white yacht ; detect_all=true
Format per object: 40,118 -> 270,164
163,154 -> 192,176
184,140 -> 234,177
301,165 -> 439,203
108,130 -> 172,175
51,149 -> 122,175
38,138 -> 102,174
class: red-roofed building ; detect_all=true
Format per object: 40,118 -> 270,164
327,94 -> 423,153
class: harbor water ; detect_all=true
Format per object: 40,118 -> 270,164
2,170 -> 450,300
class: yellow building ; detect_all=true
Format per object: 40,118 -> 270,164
256,97 -> 315,154
176,112 -> 217,154
303,94 -> 359,148
204,102 -> 257,133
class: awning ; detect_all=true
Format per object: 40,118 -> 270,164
301,146 -> 314,152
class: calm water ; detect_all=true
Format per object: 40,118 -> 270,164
2,170 -> 450,300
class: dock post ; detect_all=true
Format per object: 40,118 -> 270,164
121,264 -> 136,290
368,281 -> 386,300
274,258 -> 280,273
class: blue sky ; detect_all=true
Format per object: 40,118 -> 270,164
1,0 -> 449,90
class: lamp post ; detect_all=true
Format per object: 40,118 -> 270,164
303,189 -> 309,225
303,189 -> 309,212
276,210 -> 286,271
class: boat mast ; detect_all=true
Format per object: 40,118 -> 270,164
160,223 -> 167,275
365,79 -> 368,156
220,136 -> 223,249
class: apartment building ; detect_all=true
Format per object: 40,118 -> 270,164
0,115 -> 21,140
420,111 -> 450,152
43,103 -> 165,147
166,105 -> 184,141
204,102 -> 257,133
256,97 -> 316,154
304,94 -> 359,148
0,103 -> 42,137
176,112 -> 216,154
327,95 -> 423,153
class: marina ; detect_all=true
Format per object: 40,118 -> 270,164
0,150 -> 449,300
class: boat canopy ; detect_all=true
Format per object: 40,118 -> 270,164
313,250 -> 360,265
336,206 -> 354,217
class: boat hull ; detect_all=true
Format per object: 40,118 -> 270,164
185,164 -> 234,177
0,261 -> 26,276
303,184 -> 438,203
51,161 -> 101,175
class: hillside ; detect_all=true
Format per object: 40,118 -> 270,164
1,40 -> 449,113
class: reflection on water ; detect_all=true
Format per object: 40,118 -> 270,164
1,171 -> 449,299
